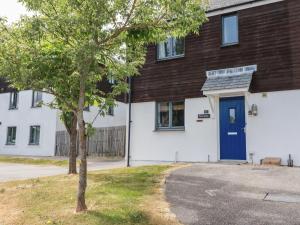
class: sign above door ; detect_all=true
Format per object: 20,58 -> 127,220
206,65 -> 257,78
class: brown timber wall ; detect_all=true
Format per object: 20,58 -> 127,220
132,0 -> 300,103
55,126 -> 126,157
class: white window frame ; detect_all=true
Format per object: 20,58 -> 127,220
157,37 -> 185,60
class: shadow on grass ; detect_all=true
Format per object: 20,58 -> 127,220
87,166 -> 166,199
86,209 -> 149,225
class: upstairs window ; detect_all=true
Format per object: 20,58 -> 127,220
29,125 -> 40,145
222,14 -> 239,46
108,105 -> 114,116
32,91 -> 43,108
9,92 -> 18,110
157,37 -> 184,60
108,74 -> 116,85
6,127 -> 17,145
156,101 -> 185,130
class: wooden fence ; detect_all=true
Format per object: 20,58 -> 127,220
55,126 -> 126,157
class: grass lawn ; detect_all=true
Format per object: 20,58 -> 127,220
0,156 -> 70,167
0,165 -> 179,225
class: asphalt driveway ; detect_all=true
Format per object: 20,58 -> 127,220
0,160 -> 124,182
166,164 -> 300,225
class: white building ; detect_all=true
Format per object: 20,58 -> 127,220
127,0 -> 300,166
0,90 -> 127,156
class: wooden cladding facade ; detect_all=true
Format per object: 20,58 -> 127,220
131,0 -> 300,103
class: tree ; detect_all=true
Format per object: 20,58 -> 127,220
61,112 -> 78,174
0,17 -> 80,174
1,0 -> 208,212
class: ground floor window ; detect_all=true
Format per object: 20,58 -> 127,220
156,101 -> 185,129
6,127 -> 17,145
29,126 -> 40,145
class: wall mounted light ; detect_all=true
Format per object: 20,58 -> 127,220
248,104 -> 258,116
251,104 -> 258,116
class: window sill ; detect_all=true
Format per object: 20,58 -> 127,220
5,143 -> 16,146
31,106 -> 42,109
221,42 -> 239,48
154,127 -> 185,132
28,143 -> 40,146
157,54 -> 185,62
8,108 -> 18,110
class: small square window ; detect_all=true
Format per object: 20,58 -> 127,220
222,14 -> 239,46
157,37 -> 184,60
29,126 -> 40,145
32,91 -> 43,108
9,92 -> 18,110
6,127 -> 17,145
156,101 -> 185,129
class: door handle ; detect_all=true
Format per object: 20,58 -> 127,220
228,132 -> 238,135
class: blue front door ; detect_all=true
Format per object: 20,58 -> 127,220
220,97 -> 246,160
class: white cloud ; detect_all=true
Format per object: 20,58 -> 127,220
0,0 -> 29,22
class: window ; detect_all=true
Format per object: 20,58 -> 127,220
32,91 -> 43,107
108,74 -> 116,84
6,127 -> 16,145
108,105 -> 114,116
83,106 -> 90,111
29,126 -> 40,145
157,37 -> 184,60
156,101 -> 185,129
9,92 -> 18,109
222,14 -> 239,46
229,108 -> 236,124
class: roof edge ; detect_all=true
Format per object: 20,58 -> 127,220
206,0 -> 285,17
207,0 -> 262,13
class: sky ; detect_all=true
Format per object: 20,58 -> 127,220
0,0 -> 29,22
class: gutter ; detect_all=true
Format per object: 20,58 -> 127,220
207,0 -> 262,13
206,0 -> 283,15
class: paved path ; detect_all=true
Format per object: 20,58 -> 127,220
0,160 -> 125,182
165,164 -> 300,225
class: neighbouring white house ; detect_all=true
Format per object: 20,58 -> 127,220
126,0 -> 300,166
0,89 -> 127,157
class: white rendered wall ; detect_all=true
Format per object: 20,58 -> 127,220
0,90 -> 58,156
129,99 -> 218,164
129,90 -> 300,166
247,90 -> 300,165
55,101 -> 127,131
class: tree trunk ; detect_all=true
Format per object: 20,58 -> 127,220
68,114 -> 77,174
76,72 -> 88,212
